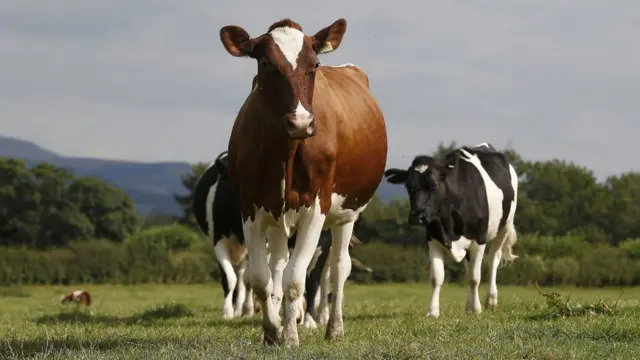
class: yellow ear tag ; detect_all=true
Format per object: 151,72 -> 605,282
319,41 -> 333,53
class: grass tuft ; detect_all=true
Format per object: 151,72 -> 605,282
533,282 -> 620,319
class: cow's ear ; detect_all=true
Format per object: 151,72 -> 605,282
220,25 -> 257,58
434,163 -> 452,182
384,168 -> 408,184
313,18 -> 347,54
214,158 -> 228,174
214,151 -> 229,174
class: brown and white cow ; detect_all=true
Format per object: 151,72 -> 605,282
219,18 -> 387,347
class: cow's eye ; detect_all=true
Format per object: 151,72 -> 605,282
308,62 -> 320,77
259,58 -> 274,70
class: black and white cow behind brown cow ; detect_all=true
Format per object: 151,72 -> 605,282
192,150 -> 372,323
384,143 -> 519,317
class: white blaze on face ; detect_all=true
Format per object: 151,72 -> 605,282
269,26 -> 314,133
294,101 -> 311,118
269,26 -> 304,70
414,164 -> 429,173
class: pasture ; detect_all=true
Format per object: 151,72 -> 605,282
1,283 -> 638,359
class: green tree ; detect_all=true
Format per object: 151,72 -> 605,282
602,172 -> 640,244
0,158 -> 39,245
515,159 -> 610,239
174,162 -> 208,227
67,177 -> 141,242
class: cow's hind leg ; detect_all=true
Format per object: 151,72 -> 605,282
234,260 -> 248,317
302,266 -> 321,329
281,200 -> 326,347
242,269 -> 255,316
465,242 -> 486,314
427,242 -> 445,318
486,224 -> 517,309
316,258 -> 331,326
325,221 -> 354,342
214,241 -> 237,319
243,220 -> 281,345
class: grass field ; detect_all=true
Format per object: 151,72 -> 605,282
1,282 -> 639,359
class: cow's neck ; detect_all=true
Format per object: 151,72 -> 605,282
283,139 -> 316,210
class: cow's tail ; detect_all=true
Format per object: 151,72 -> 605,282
500,222 -> 518,264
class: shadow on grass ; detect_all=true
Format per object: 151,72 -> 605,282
345,312 -> 401,322
34,302 -> 195,326
0,338 -> 171,359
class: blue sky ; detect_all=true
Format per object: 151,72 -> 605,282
1,0 -> 638,179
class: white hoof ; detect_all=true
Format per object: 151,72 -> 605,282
427,311 -> 440,318
316,309 -> 329,325
302,313 -> 318,329
223,305 -> 235,319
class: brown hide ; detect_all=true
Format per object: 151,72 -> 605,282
228,64 -> 387,223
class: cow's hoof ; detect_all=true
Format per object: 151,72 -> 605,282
222,309 -> 235,320
282,326 -> 299,348
426,311 -> 440,318
302,313 -> 318,329
263,327 -> 282,346
316,309 -> 329,325
485,296 -> 498,310
325,318 -> 344,342
325,327 -> 344,342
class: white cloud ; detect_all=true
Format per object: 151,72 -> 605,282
1,0 -> 639,179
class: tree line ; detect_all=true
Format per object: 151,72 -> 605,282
1,141 -> 639,287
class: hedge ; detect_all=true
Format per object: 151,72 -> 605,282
1,224 -> 639,287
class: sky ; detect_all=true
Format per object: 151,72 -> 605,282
1,0 -> 639,179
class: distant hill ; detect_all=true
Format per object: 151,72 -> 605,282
0,136 -> 405,216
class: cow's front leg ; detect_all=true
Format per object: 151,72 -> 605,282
281,200 -> 326,347
465,242 -> 486,314
266,227 -> 289,313
243,219 -> 281,345
325,221 -> 353,342
427,241 -> 445,318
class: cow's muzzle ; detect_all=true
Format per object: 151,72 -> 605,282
408,210 -> 429,226
285,113 -> 316,139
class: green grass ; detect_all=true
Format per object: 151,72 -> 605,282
1,283 -> 639,359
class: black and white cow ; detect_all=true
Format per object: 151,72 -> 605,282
302,221 -> 372,329
193,151 -> 372,323
384,143 -> 518,317
193,151 -> 253,319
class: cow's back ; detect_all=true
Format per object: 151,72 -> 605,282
449,148 -> 516,237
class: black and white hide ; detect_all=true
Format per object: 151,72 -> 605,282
383,143 -> 519,317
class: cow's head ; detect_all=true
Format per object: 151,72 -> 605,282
219,18 -> 347,139
384,155 -> 452,226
